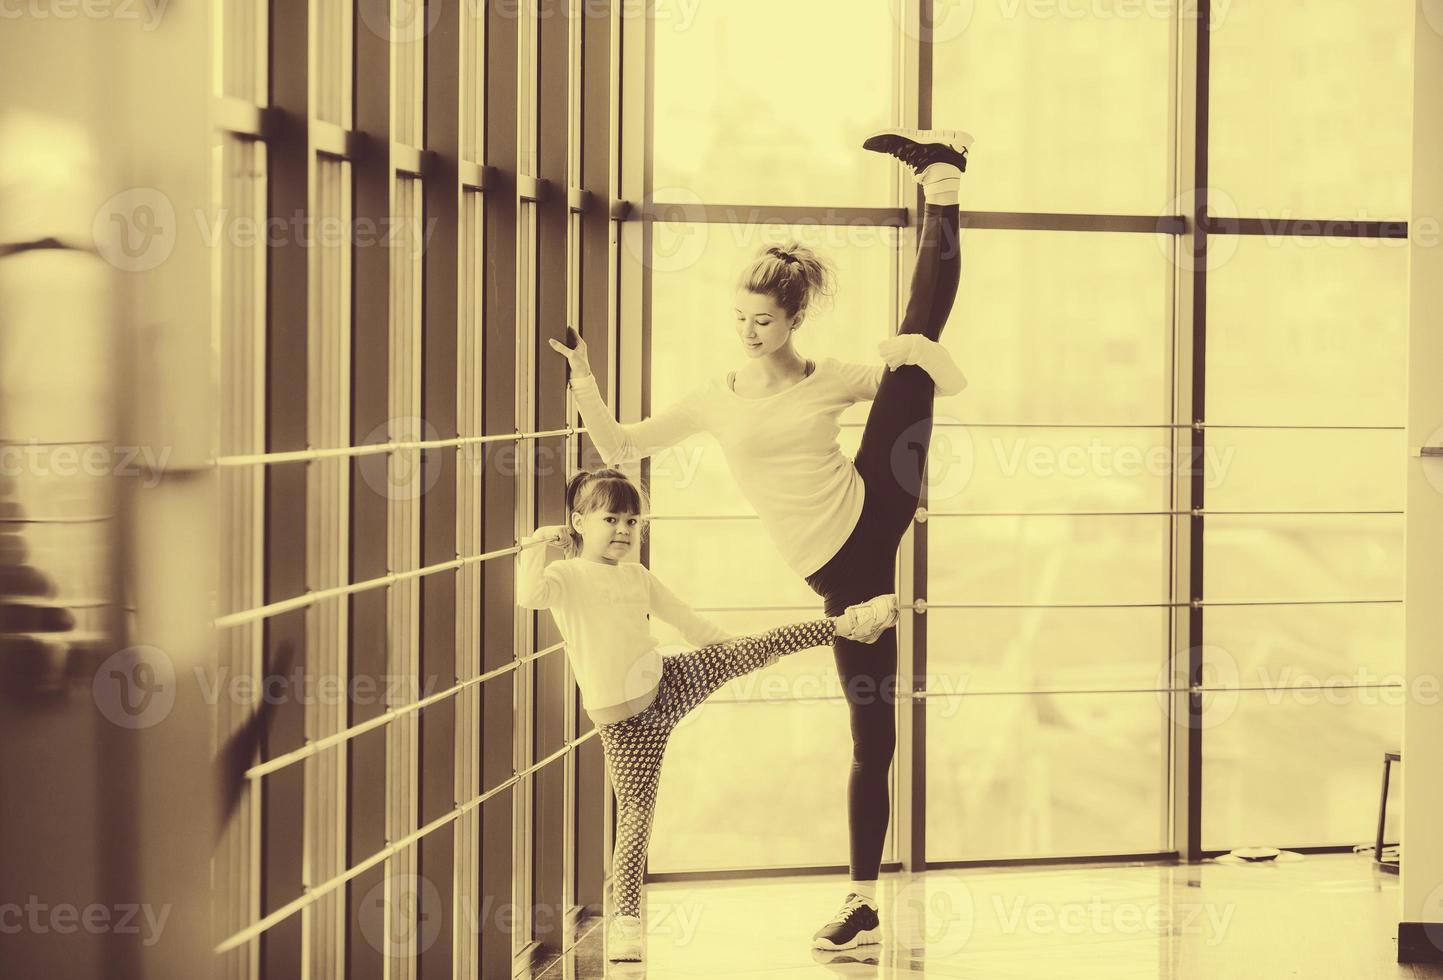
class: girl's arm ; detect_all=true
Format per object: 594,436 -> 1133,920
516,526 -> 568,609
877,335 -> 968,395
643,567 -> 734,648
568,373 -> 708,467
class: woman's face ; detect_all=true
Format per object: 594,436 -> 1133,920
571,509 -> 639,563
734,289 -> 798,359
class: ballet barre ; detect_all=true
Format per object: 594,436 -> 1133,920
242,639 -> 567,783
214,535 -> 550,629
215,424 -> 585,467
214,724 -> 598,957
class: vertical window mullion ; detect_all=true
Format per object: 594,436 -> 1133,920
480,0 -> 521,973
262,0 -> 312,972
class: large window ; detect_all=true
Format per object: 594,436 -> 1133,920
644,0 -> 1415,876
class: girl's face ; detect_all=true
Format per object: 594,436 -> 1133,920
571,509 -> 639,564
734,289 -> 798,359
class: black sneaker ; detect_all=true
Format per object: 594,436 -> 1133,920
862,127 -> 973,174
811,893 -> 882,950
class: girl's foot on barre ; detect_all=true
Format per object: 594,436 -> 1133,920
834,594 -> 899,644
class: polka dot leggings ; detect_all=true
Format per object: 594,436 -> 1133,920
595,617 -> 838,918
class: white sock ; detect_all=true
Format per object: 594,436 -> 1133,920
899,335 -> 968,396
851,880 -> 878,903
917,162 -> 962,206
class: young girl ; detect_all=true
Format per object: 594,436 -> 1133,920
549,128 -> 970,950
516,467 -> 898,963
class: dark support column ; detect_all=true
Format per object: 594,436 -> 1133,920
1183,0 -> 1212,865
481,0 -> 521,974
348,4 -> 393,977
262,0 -> 310,974
532,0 -> 573,956
907,0 -> 936,875
574,0 -> 615,914
420,1 -> 461,977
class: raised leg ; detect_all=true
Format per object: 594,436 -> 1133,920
851,202 -> 963,546
662,618 -> 838,717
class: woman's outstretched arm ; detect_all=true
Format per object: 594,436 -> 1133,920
568,373 -> 707,467
550,329 -> 708,466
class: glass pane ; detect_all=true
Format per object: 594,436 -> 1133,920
518,0 -> 538,176
1205,428 -> 1407,513
315,0 -> 350,125
929,514 -> 1170,605
650,699 -> 891,871
924,426 -> 1173,515
935,231 -> 1172,426
931,0 -> 1171,214
1202,693 -> 1401,850
1203,514 -> 1403,601
1203,603 -> 1404,688
647,517 -> 825,609
926,607 -> 1170,696
1207,237 -> 1409,426
1209,0 -> 1414,219
927,693 -> 1167,861
652,0 -> 897,206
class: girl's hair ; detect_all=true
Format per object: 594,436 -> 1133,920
737,241 -> 837,323
562,468 -> 649,557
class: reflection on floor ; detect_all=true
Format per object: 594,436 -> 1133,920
536,854 -> 1443,979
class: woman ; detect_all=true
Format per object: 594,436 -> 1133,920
549,127 -> 970,951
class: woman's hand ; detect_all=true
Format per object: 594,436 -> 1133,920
877,334 -> 967,394
547,327 -> 593,380
877,334 -> 918,371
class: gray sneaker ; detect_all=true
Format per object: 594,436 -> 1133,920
837,594 -> 900,644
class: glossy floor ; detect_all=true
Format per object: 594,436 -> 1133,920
536,854 -> 1443,979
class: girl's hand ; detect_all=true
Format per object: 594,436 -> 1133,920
547,327 -> 592,380
532,524 -> 570,549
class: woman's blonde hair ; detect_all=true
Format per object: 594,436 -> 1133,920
737,241 -> 837,324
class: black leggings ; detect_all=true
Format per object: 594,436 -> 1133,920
803,202 -> 962,881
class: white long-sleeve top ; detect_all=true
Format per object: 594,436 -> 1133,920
515,532 -> 732,723
570,356 -> 888,579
